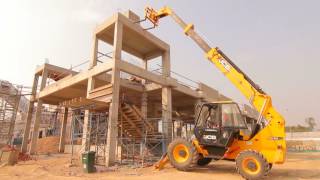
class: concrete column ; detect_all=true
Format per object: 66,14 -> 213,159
58,107 -> 68,153
141,59 -> 148,129
89,35 -> 98,68
29,69 -> 48,154
161,50 -> 172,148
21,75 -> 39,153
87,35 -> 98,97
141,93 -> 148,123
82,110 -> 90,152
106,20 -> 123,167
162,88 -> 172,144
140,60 -> 148,157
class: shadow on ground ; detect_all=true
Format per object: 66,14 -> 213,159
190,163 -> 320,180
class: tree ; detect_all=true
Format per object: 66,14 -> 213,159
305,117 -> 316,131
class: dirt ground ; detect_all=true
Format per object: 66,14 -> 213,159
0,152 -> 319,180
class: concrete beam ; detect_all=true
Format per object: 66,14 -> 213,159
118,60 -> 177,86
198,83 -> 219,102
117,13 -> 169,51
95,13 -> 169,52
38,61 -> 114,99
35,63 -> 77,77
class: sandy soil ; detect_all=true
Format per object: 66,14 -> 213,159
0,152 -> 319,180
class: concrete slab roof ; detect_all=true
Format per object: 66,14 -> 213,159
95,12 -> 169,60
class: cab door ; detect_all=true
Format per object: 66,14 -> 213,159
194,103 -> 246,157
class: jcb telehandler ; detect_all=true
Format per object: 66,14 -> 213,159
142,6 -> 286,180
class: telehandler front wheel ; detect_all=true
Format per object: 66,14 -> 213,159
167,138 -> 199,171
236,150 -> 269,180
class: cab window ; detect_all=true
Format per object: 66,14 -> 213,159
221,104 -> 246,128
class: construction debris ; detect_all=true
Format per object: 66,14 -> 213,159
0,145 -> 19,166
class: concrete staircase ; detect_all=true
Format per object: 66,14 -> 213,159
120,103 -> 154,138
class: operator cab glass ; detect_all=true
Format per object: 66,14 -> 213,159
196,103 -> 246,129
221,103 -> 246,129
194,102 -> 247,158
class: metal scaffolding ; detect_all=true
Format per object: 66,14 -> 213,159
0,80 -> 26,145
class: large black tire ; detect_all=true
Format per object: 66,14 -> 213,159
236,150 -> 269,180
167,138 -> 199,171
197,157 -> 212,166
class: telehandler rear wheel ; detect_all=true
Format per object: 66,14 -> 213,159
236,150 -> 269,180
167,138 -> 199,171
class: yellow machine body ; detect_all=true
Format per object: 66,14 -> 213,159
147,6 -> 286,168
206,48 -> 286,164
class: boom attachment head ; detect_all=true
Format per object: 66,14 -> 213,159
143,6 -> 172,29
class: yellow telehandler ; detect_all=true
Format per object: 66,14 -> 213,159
142,6 -> 286,180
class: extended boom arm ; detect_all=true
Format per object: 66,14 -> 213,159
144,6 -> 285,135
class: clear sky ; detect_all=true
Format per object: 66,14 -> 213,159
0,0 -> 319,126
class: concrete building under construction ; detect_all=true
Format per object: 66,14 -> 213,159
20,10 -> 236,167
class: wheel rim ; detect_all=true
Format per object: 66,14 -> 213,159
172,144 -> 190,163
242,157 -> 261,175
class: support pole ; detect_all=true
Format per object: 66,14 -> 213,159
58,107 -> 68,153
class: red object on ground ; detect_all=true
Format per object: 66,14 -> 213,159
18,152 -> 33,161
